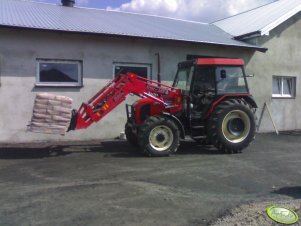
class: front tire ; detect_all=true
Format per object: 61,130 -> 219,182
207,98 -> 255,154
137,116 -> 180,157
125,121 -> 138,147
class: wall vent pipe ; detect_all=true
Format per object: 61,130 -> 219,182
62,0 -> 75,7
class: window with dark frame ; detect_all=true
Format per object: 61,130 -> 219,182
113,63 -> 151,79
272,76 -> 296,98
36,59 -> 82,87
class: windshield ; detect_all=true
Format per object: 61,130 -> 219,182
216,66 -> 248,94
173,67 -> 193,91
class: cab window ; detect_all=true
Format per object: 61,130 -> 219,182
216,67 -> 248,94
173,67 -> 193,91
192,67 -> 215,95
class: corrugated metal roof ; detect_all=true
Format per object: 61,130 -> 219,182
0,0 -> 265,51
214,0 -> 301,38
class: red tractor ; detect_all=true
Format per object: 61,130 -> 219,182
68,58 -> 256,157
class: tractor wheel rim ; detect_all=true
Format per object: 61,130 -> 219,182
222,110 -> 251,144
149,125 -> 174,152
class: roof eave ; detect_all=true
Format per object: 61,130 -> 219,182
234,31 -> 262,40
234,4 -> 301,41
246,45 -> 267,53
260,5 -> 301,36
0,24 -> 267,52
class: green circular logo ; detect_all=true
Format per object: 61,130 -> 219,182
267,206 -> 299,225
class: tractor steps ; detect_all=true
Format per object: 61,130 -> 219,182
191,125 -> 204,129
191,135 -> 207,139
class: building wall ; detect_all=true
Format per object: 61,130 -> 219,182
0,27 -> 252,143
246,12 -> 301,132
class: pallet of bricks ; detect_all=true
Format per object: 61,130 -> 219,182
28,93 -> 73,135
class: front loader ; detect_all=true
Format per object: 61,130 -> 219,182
29,58 -> 257,157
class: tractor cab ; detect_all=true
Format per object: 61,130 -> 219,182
173,58 -> 250,115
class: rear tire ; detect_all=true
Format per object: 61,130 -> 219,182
125,121 -> 138,147
137,116 -> 180,157
207,98 -> 255,154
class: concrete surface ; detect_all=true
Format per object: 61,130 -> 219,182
0,133 -> 301,226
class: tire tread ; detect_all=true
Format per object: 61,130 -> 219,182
207,98 -> 256,154
137,116 -> 180,157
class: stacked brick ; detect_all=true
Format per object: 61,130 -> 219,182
28,93 -> 73,135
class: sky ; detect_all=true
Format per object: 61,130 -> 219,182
30,0 -> 276,23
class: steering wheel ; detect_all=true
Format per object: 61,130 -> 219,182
192,86 -> 215,99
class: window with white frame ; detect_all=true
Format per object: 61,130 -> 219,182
113,63 -> 151,79
36,59 -> 82,87
272,76 -> 296,98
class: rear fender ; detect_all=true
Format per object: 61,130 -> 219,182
242,96 -> 258,109
204,94 -> 257,119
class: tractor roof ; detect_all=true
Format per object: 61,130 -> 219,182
196,58 -> 244,66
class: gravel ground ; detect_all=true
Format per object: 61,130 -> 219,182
0,133 -> 300,226
212,199 -> 301,226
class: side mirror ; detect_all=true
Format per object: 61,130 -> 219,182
221,70 -> 227,79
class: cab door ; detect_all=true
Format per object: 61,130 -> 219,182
172,63 -> 194,127
190,66 -> 216,113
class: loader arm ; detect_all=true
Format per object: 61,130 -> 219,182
68,72 -> 182,130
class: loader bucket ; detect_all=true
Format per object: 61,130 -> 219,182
27,93 -> 73,136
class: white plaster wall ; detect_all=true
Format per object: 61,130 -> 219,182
246,12 -> 301,132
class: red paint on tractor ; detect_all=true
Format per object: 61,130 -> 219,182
197,58 -> 244,66
74,72 -> 182,130
204,94 -> 251,119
